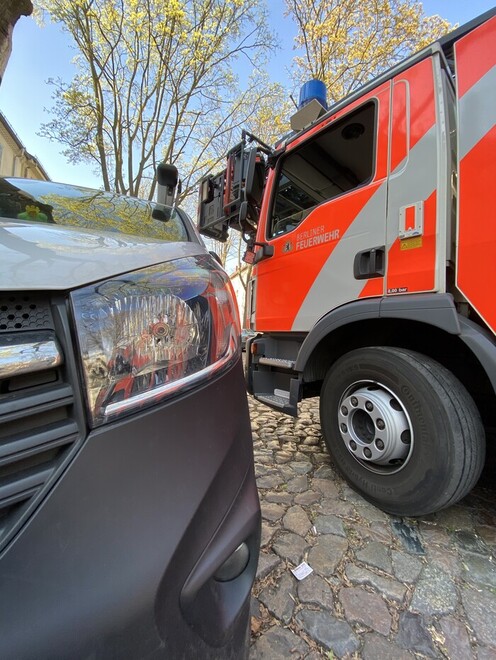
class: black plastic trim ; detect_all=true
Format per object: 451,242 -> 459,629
0,421 -> 78,463
295,298 -> 381,371
353,246 -> 385,279
179,464 -> 260,647
295,294 -> 461,371
458,315 -> 496,396
0,383 -> 73,421
292,294 -> 496,400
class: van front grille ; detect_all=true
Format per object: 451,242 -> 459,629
0,325 -> 80,550
0,294 -> 54,333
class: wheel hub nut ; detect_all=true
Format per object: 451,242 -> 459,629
337,384 -> 413,468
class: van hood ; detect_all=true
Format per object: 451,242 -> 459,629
0,221 -> 205,290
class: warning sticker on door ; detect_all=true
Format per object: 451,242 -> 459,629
400,236 -> 423,250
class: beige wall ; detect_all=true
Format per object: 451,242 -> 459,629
0,115 -> 49,181
0,5 -> 44,180
230,265 -> 250,327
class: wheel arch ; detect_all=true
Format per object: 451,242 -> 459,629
296,294 -> 496,428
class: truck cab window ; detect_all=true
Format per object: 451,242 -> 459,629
269,101 -> 376,238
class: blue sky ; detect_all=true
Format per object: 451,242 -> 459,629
1,0 -> 494,189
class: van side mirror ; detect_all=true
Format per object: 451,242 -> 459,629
156,162 -> 181,206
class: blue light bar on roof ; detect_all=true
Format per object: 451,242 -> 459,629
298,79 -> 327,110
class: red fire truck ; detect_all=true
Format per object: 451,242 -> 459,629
197,9 -> 496,516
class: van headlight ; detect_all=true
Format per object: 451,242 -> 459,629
71,256 -> 240,427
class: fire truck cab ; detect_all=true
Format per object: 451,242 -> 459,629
198,9 -> 496,516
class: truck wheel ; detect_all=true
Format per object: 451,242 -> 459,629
319,347 -> 485,516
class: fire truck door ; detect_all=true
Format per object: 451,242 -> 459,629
385,55 -> 447,297
253,83 -> 390,332
455,15 -> 496,335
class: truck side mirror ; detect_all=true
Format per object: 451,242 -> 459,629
244,149 -> 265,207
200,177 -> 214,204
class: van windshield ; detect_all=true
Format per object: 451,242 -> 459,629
0,178 -> 189,242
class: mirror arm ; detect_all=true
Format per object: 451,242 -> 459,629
241,130 -> 273,155
243,239 -> 274,265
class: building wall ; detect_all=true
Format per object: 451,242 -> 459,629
0,113 -> 49,180
230,265 -> 250,327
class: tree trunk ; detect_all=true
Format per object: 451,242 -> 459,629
0,0 -> 33,82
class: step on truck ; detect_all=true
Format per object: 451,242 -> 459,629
197,8 -> 496,517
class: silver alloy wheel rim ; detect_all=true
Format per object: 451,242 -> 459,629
337,380 -> 414,474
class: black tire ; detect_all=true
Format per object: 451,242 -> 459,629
319,347 -> 485,516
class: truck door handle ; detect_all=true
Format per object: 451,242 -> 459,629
354,246 -> 385,279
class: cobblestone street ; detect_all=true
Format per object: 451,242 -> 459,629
248,395 -> 496,659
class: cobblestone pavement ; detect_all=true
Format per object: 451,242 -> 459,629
248,395 -> 496,659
